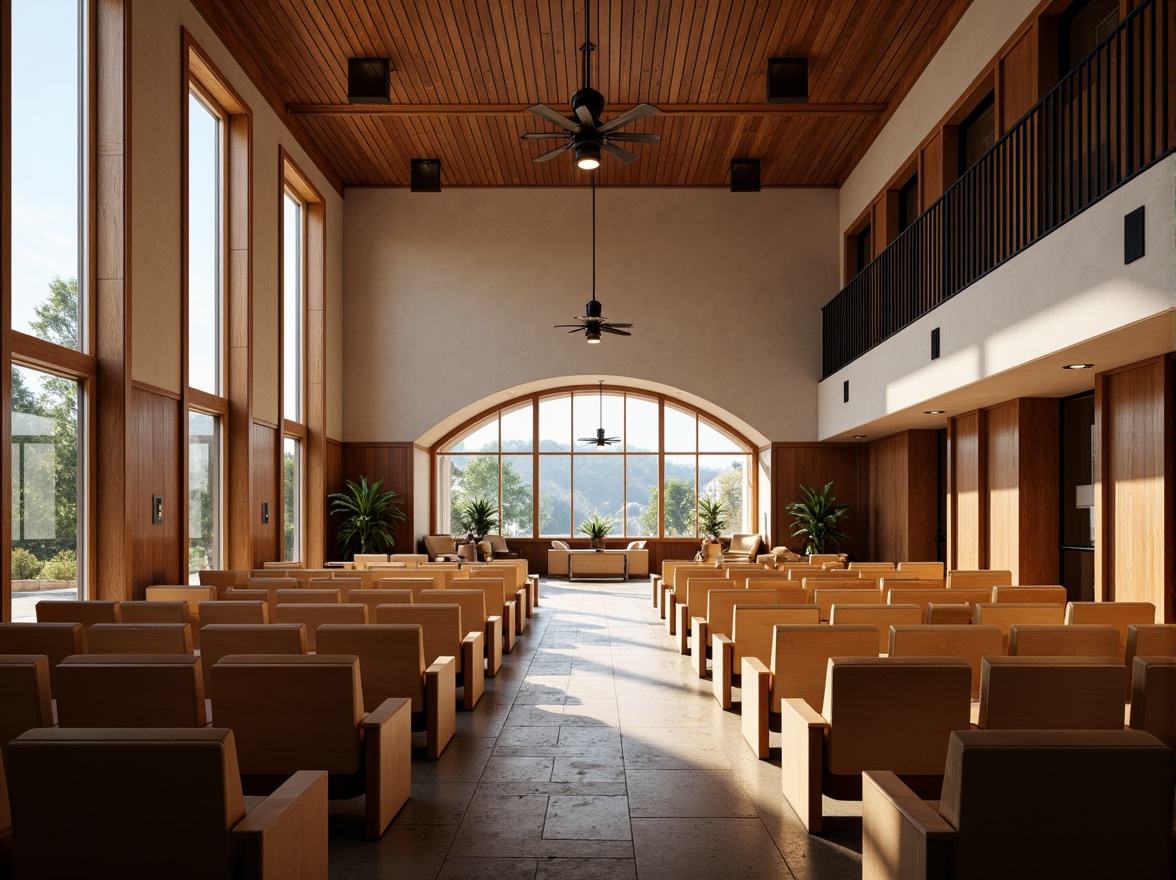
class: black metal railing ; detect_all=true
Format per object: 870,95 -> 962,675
822,0 -> 1173,378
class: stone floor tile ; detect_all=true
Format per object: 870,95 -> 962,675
626,768 -> 758,818
631,817 -> 794,880
543,795 -> 633,840
534,858 -> 637,880
437,857 -> 538,880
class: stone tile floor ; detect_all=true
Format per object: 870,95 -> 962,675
329,577 -> 864,879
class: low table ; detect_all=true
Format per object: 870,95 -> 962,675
567,551 -> 628,581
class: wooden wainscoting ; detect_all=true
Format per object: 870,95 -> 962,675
867,431 -> 938,564
251,421 -> 279,567
341,442 -> 416,556
130,385 -> 183,598
772,443 -> 868,553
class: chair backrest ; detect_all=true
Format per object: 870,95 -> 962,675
1008,624 -> 1121,658
35,600 -> 121,627
390,553 -> 429,568
823,656 -> 972,776
374,604 -> 464,672
311,576 -> 362,590
276,587 -> 341,605
885,588 -> 951,621
681,577 -> 734,612
935,587 -> 993,608
0,621 -> 84,696
352,553 -> 389,570
790,568 -> 858,581
807,553 -> 842,565
197,568 -> 248,593
726,534 -> 762,556
978,656 -> 1126,730
118,600 -> 192,626
799,578 -> 865,593
991,585 -> 1068,605
1064,601 -> 1156,659
738,572 -> 798,591
1128,656 -> 1176,748
245,578 -> 293,616
211,654 -> 365,775
946,569 -> 1013,590
938,729 -> 1176,880
273,603 -> 368,651
55,654 -> 208,727
896,561 -> 944,579
769,625 -> 879,712
849,562 -> 895,571
220,588 -> 269,605
366,562 -> 407,572
972,603 -> 1065,650
476,565 -> 522,592
376,575 -> 439,599
705,589 -> 783,640
5,727 -> 252,879
349,588 -> 414,616
423,535 -> 456,560
925,603 -> 974,625
0,655 -> 53,748
458,578 -> 509,616
671,566 -> 726,592
198,623 -> 307,697
1125,624 -> 1176,693
143,586 -> 216,615
421,589 -> 487,631
729,605 -> 820,666
85,623 -> 193,656
888,625 -> 1003,699
316,624 -> 427,712
198,600 -> 268,625
829,604 -> 923,652
813,588 -> 882,622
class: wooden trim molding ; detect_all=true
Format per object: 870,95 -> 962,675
132,380 -> 182,401
2,0 -> 11,620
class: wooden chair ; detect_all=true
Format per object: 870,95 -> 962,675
35,600 -> 120,627
741,625 -> 878,759
0,656 -> 53,748
925,603 -> 973,625
888,625 -> 1003,699
692,588 -> 789,678
5,727 -> 328,879
674,577 -> 734,654
722,533 -> 762,563
861,729 -> 1176,880
830,605 -> 923,653
885,588 -> 952,621
374,604 -> 484,710
210,653 -> 411,838
711,605 -> 820,707
273,603 -> 367,651
935,587 -> 993,609
422,534 -> 460,562
473,565 -> 532,624
275,588 -> 341,605
813,588 -> 882,623
849,562 -> 895,571
420,589 -> 502,679
779,656 -> 972,832
0,622 -> 84,696
262,560 -> 302,569
1008,624 -> 1120,658
665,566 -> 726,633
730,570 -> 791,589
945,569 -> 1012,590
348,588 -> 414,617
806,553 -> 843,565
1125,624 -> 1176,698
197,568 -> 248,595
375,576 -> 439,600
198,600 -> 269,625
220,588 -> 270,608
455,578 -> 517,653
896,561 -> 944,579
788,568 -> 859,581
799,577 -> 867,595
119,600 -> 192,625
1064,601 -> 1156,660
1128,656 -> 1176,748
141,588 -> 215,647
390,553 -> 429,568
976,656 -> 1126,730
990,584 -> 1068,605
972,603 -> 1064,651
316,623 -> 456,758
55,654 -> 208,727
246,578 -> 295,617
85,623 -> 194,656
352,553 -> 390,570
198,623 -> 307,699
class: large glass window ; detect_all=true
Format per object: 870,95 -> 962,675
187,91 -> 223,395
188,412 -> 220,580
283,192 -> 304,423
438,390 -> 753,538
283,437 -> 302,562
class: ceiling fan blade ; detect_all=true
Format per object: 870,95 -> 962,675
526,104 -> 581,133
574,103 -> 596,127
597,103 -> 660,134
520,132 -> 570,141
601,143 -> 639,164
554,323 -> 585,329
606,132 -> 660,144
603,322 -> 633,328
533,142 -> 574,163
602,326 -> 632,336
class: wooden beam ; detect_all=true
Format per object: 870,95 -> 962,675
287,101 -> 889,117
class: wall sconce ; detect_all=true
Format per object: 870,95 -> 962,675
261,502 -> 270,525
152,495 -> 163,525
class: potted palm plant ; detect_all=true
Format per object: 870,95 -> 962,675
458,496 -> 498,541
328,476 -> 408,560
578,514 -> 613,550
697,496 -> 728,539
784,481 -> 851,555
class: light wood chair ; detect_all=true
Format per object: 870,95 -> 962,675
674,578 -> 735,654
861,729 -> 1176,880
198,623 -> 307,699
473,565 -> 533,623
813,588 -> 882,622
0,655 -> 53,748
692,588 -> 791,679
420,589 -> 502,679
888,625 -> 1003,699
849,562 -> 896,571
741,624 -> 878,759
896,561 -> 944,579
4,726 -> 329,879
55,654 -> 208,728
710,605 -> 820,707
935,587 -> 993,608
946,569 -> 1013,590
789,568 -> 859,581
85,623 -> 194,656
664,566 -> 727,633
246,578 -> 295,617
1064,601 -> 1156,660
316,623 -> 456,759
925,603 -> 974,625
1128,656 -> 1176,748
990,584 -> 1068,605
1125,624 -> 1176,699
779,656 -> 972,832
141,588 -> 215,647
972,603 -> 1065,651
348,588 -> 414,618
35,600 -> 121,627
197,568 -> 248,595
976,656 -> 1126,731
352,553 -> 390,570
275,588 -> 341,606
1008,624 -> 1120,658
273,603 -> 367,651
830,605 -> 923,653
885,588 -> 951,621
210,653 -> 411,839
374,604 -> 484,710
198,600 -> 269,625
389,554 -> 429,568
0,622 -> 84,696
455,578 -> 517,653
119,600 -> 193,625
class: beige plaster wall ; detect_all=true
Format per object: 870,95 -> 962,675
341,187 -> 839,444
130,0 -> 343,433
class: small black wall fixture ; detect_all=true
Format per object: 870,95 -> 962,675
931,327 -> 941,360
843,380 -> 849,403
348,58 -> 392,104
1124,206 -> 1145,263
767,58 -> 807,104
152,495 -> 163,525
261,502 -> 270,525
411,158 -> 442,192
730,159 -> 761,192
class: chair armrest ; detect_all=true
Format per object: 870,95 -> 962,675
740,657 -> 773,759
501,602 -> 517,653
862,770 -> 956,880
676,604 -> 692,654
425,656 -> 457,758
665,592 -> 677,634
530,575 -> 540,609
514,588 -> 529,634
651,575 -> 661,607
712,634 -> 734,709
359,697 -> 411,838
691,616 -> 709,678
461,632 -> 484,710
484,616 -> 503,678
779,697 -> 828,833
233,769 -> 329,880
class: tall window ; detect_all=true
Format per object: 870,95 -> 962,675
438,390 -> 753,539
281,190 -> 306,562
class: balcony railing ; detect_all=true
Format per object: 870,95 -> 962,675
822,0 -> 1173,378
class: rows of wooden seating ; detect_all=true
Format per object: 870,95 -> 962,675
86,622 -> 194,655
55,654 -> 208,728
274,604 -> 368,650
420,589 -> 502,679
200,624 -> 307,697
693,589 -> 808,676
888,625 -> 1003,699
710,605 -> 820,706
0,623 -> 84,696
373,604 -> 484,710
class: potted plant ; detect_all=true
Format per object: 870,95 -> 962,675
578,513 -> 613,550
457,495 -> 499,541
328,476 -> 408,560
784,481 -> 851,555
697,496 -> 728,539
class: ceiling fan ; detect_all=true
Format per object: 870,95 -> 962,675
520,0 -> 661,169
554,176 -> 632,342
578,381 -> 620,447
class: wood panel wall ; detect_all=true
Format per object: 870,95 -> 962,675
324,438 -> 343,561
949,410 -> 985,569
341,442 -> 416,557
1095,356 -> 1174,621
129,386 -> 183,597
771,443 -> 867,556
251,421 -> 279,566
866,430 -> 938,563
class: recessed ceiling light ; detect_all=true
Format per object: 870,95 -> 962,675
1063,363 -> 1094,370
851,434 -> 867,439
924,410 -> 945,414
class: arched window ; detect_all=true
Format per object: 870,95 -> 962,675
435,388 -> 754,539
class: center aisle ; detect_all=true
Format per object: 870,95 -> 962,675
330,577 -> 863,880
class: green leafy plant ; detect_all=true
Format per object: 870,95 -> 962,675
697,496 -> 728,538
328,476 -> 408,559
785,481 -> 851,555
457,495 -> 499,539
578,514 -> 614,543
11,548 -> 43,580
39,549 -> 78,581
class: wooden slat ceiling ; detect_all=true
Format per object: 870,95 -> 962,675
193,0 -> 974,189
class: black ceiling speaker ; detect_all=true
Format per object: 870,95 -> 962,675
731,159 -> 761,192
767,58 -> 807,104
411,159 -> 441,192
348,58 -> 391,104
